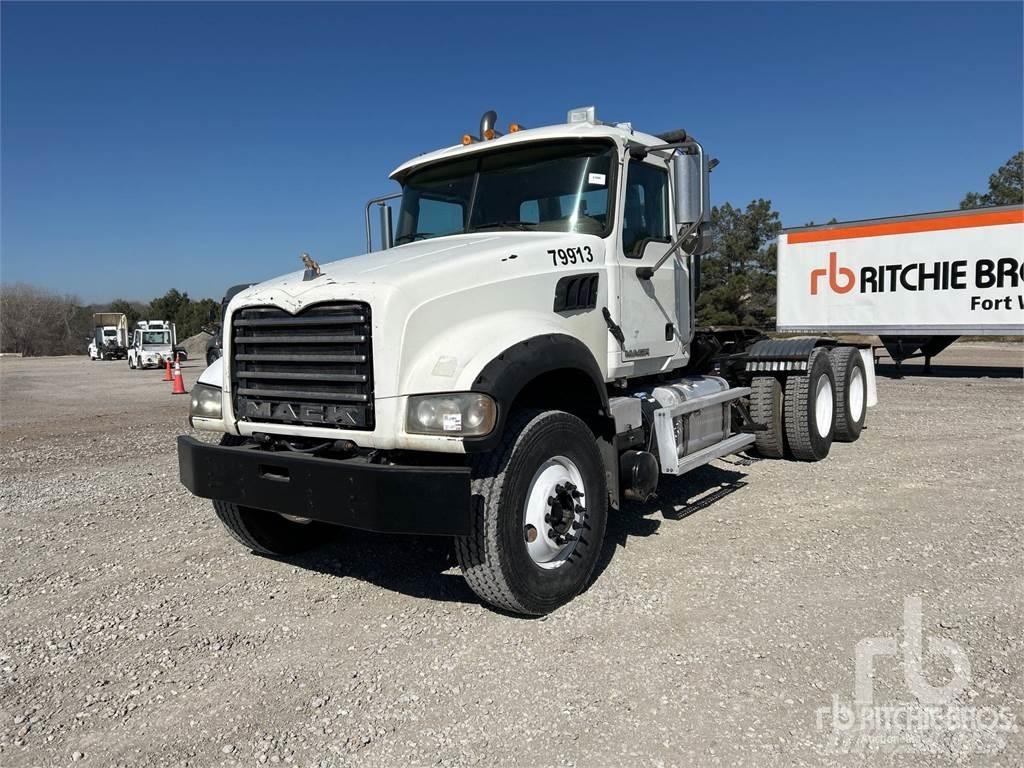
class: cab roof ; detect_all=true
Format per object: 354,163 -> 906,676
389,120 -> 665,182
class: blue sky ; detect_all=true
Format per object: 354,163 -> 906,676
2,1 -> 1022,303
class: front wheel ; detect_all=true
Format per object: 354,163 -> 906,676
211,435 -> 330,555
455,409 -> 609,615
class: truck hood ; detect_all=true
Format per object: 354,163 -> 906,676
232,232 -> 572,307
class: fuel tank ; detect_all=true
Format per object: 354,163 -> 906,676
650,376 -> 731,459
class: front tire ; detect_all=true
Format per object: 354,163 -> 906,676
783,347 -> 836,462
455,409 -> 608,615
211,435 -> 328,556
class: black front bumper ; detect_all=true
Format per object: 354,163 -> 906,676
177,436 -> 472,536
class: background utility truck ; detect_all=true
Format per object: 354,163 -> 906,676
88,313 -> 129,361
179,107 -> 878,615
128,320 -> 176,370
777,204 -> 1024,374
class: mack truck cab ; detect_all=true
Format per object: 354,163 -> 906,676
178,107 -> 876,615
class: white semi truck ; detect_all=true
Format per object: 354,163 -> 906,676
88,313 -> 129,361
777,205 -> 1024,373
178,107 -> 878,614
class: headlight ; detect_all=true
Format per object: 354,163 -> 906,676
189,383 -> 223,420
406,393 -> 496,437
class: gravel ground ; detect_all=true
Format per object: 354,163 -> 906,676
1,344 -> 1021,767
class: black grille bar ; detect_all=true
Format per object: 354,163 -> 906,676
232,303 -> 374,430
234,314 -> 365,328
239,334 -> 367,344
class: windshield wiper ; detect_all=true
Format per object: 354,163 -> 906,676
394,232 -> 434,245
470,220 -> 537,232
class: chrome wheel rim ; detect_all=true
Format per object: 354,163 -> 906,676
523,455 -> 586,569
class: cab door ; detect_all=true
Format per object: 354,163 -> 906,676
616,156 -> 684,371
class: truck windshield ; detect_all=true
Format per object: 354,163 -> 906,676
395,140 -> 616,245
142,331 -> 169,345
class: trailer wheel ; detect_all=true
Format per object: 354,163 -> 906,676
829,346 -> 867,442
783,348 -> 835,462
454,409 -> 608,616
750,375 -> 785,458
211,435 -> 327,556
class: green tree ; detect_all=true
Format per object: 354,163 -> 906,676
696,199 -> 781,327
106,298 -> 143,330
960,151 -> 1024,209
148,288 -> 191,327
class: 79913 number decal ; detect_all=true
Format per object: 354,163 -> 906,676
549,245 -> 594,267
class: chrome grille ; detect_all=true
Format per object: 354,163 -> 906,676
231,303 -> 373,430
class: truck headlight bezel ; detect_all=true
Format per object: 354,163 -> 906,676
406,393 -> 496,437
189,383 -> 223,421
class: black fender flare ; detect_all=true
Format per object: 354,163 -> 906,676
464,333 -> 610,454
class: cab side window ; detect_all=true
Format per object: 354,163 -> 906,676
622,161 -> 670,258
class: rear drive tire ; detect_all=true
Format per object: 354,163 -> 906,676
750,375 -> 785,458
454,409 -> 608,616
829,346 -> 867,442
783,348 -> 835,462
211,435 -> 328,556
128,356 -> 135,370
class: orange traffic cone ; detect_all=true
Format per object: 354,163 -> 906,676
163,358 -> 173,381
171,359 -> 187,395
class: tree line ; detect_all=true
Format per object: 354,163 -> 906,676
0,287 -> 218,357
2,153 -> 1020,355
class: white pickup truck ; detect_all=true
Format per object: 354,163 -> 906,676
179,107 -> 877,614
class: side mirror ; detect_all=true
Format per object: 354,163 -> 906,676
364,193 -> 401,251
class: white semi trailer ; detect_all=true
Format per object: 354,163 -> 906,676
178,107 -> 878,614
777,205 -> 1024,373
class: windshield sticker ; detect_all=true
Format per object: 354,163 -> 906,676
587,172 -> 606,186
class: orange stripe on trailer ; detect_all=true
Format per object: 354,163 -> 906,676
786,208 -> 1024,244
